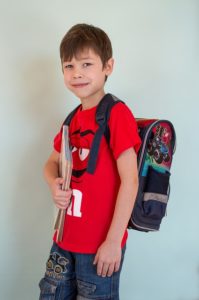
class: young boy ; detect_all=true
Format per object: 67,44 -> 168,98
39,23 -> 141,300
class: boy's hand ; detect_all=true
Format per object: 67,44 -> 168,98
50,177 -> 72,209
93,240 -> 122,277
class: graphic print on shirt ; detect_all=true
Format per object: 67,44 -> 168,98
53,103 -> 141,252
66,128 -> 95,218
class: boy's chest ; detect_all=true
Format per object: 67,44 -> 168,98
69,111 -> 109,175
69,112 -> 98,149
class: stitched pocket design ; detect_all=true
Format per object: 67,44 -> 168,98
39,278 -> 58,300
77,279 -> 96,294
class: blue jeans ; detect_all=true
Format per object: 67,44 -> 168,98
39,242 -> 126,300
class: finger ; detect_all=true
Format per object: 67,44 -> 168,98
96,261 -> 103,276
107,263 -> 115,277
54,190 -> 69,199
56,203 -> 69,210
55,177 -> 64,185
54,195 -> 67,203
65,190 -> 73,198
93,252 -> 99,265
114,260 -> 121,273
54,197 -> 70,208
101,263 -> 109,277
56,201 -> 71,209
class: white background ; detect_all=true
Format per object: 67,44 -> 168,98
0,1 -> 198,299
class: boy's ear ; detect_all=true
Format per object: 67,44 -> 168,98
104,58 -> 114,76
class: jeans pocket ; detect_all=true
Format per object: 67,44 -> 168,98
143,167 -> 170,220
39,278 -> 58,300
77,279 -> 96,297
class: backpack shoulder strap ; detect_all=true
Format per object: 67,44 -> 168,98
63,104 -> 81,126
87,93 -> 124,174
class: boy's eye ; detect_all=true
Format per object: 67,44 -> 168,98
64,64 -> 73,69
83,63 -> 92,68
79,148 -> 90,161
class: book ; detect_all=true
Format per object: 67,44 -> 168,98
54,125 -> 72,242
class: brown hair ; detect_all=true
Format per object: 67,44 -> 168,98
60,23 -> 113,67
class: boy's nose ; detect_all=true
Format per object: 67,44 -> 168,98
73,70 -> 83,79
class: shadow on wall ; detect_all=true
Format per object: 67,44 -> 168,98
8,56 -> 70,299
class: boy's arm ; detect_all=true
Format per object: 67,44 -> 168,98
44,150 -> 72,209
93,147 -> 139,277
44,150 -> 59,186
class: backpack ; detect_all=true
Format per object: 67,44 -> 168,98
63,93 -> 176,232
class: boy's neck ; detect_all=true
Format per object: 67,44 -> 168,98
80,90 -> 105,110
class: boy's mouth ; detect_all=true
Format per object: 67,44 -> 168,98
71,83 -> 89,88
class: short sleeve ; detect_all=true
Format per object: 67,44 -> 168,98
108,102 -> 141,160
53,129 -> 62,153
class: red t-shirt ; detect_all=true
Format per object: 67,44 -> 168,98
53,101 -> 141,253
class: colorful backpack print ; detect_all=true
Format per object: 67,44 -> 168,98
128,118 -> 176,231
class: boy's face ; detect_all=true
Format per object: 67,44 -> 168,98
62,48 -> 114,104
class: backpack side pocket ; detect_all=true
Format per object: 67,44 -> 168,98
143,166 -> 170,220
